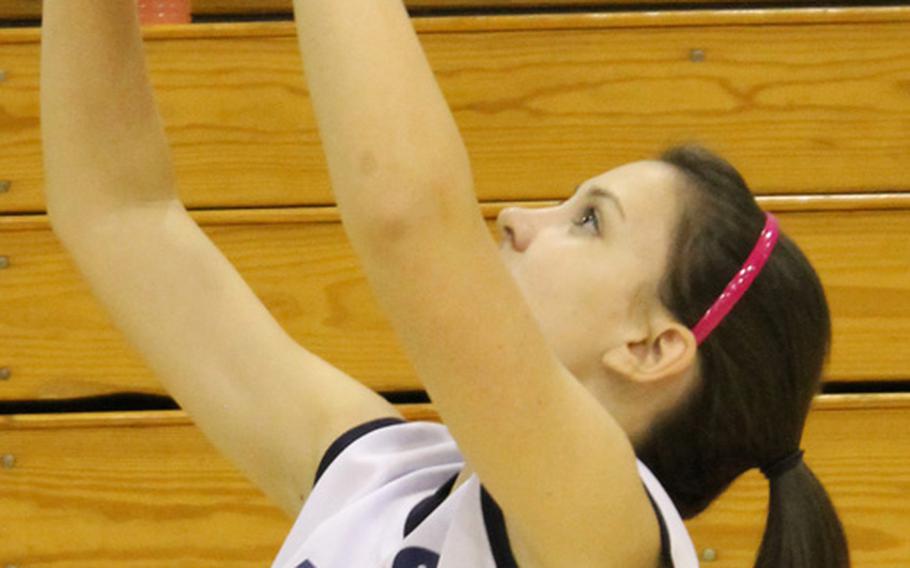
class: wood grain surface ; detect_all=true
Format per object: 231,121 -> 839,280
1,394 -> 908,567
3,1 -> 908,19
1,7 -> 906,566
1,202 -> 907,402
1,12 -> 909,214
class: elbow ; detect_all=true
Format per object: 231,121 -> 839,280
46,198 -> 112,243
344,174 -> 477,246
46,199 -> 85,243
342,141 -> 475,236
343,199 -> 427,258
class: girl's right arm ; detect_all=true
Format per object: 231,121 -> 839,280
40,0 -> 402,518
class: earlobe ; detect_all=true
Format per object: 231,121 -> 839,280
602,323 -> 697,384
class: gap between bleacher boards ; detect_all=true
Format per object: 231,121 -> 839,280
0,381 -> 909,415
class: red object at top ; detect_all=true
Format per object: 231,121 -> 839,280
138,0 -> 191,25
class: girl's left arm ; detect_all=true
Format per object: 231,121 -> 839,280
293,2 -> 660,565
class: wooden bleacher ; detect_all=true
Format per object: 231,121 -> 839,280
2,0 -> 892,20
1,2 -> 908,566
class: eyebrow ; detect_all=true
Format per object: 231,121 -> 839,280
574,183 -> 627,221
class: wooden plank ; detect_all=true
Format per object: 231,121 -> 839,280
0,410 -> 294,567
0,395 -> 908,566
4,7 -> 910,38
2,12 -> 909,213
2,192 -> 909,231
2,1 -> 908,20
0,204 -> 907,402
4,392 -> 900,429
776,209 -> 910,383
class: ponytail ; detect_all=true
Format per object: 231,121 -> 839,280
755,460 -> 850,567
647,143 -> 847,565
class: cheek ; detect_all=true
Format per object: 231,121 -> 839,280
510,250 -> 623,346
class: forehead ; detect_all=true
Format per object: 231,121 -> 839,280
583,159 -> 684,273
580,160 -> 682,227
583,160 -> 682,214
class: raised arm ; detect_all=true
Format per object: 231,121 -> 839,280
294,2 -> 661,565
292,0 -> 474,235
41,1 -> 180,221
40,0 -> 402,518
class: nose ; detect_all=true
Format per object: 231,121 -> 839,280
497,206 -> 534,252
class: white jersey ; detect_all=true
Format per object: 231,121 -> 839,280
271,418 -> 699,568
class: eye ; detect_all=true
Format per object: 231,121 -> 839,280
573,206 -> 600,234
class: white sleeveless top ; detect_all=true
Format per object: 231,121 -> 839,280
271,418 -> 699,568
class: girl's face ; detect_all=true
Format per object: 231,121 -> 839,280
496,160 -> 685,383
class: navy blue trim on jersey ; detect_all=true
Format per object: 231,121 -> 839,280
643,483 -> 673,567
313,417 -> 407,486
480,486 -> 520,568
403,471 -> 461,537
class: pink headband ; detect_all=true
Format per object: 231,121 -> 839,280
692,212 -> 780,345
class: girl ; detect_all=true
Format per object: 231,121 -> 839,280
41,1 -> 849,566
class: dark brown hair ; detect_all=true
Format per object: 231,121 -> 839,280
635,143 -> 850,567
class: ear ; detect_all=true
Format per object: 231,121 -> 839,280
601,322 -> 697,385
